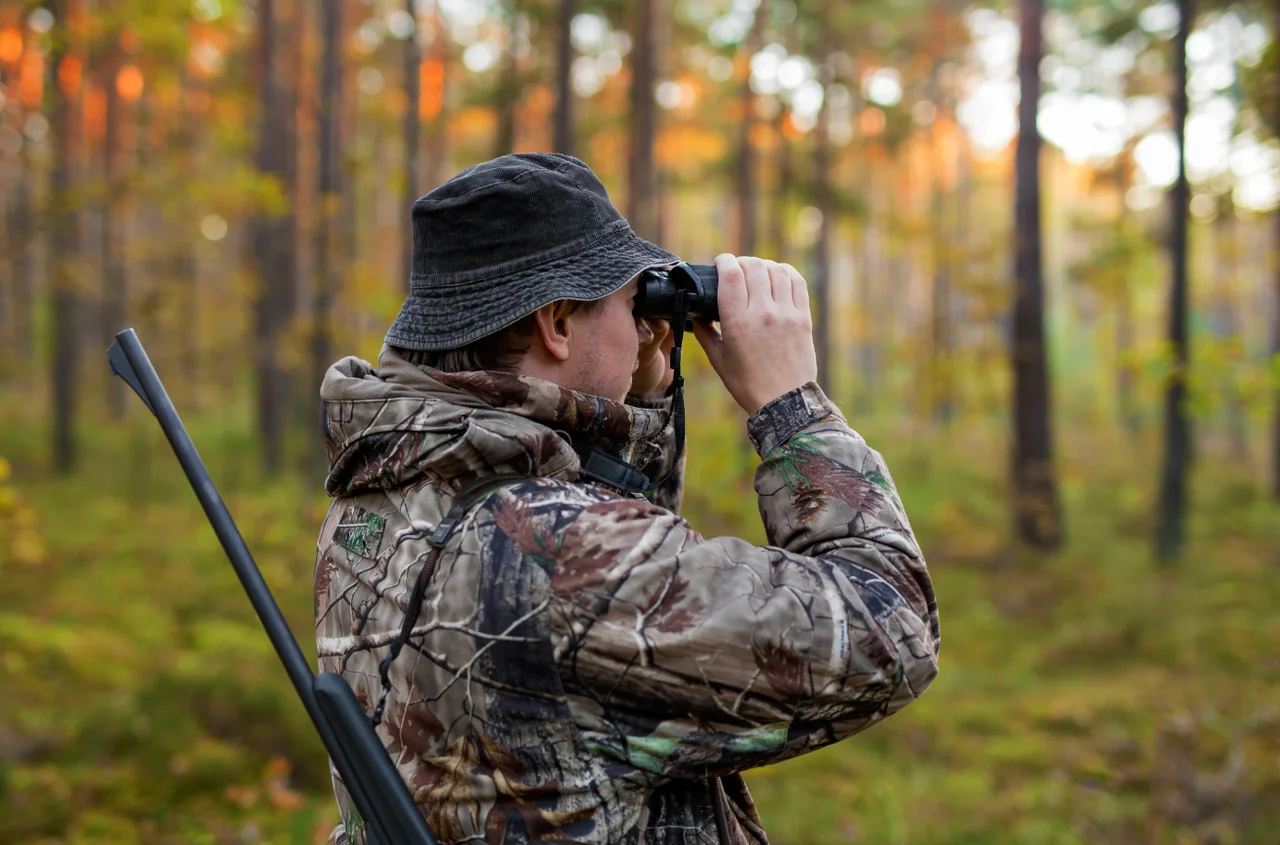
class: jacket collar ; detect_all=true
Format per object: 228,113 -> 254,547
320,346 -> 669,496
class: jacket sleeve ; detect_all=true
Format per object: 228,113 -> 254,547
539,383 -> 939,781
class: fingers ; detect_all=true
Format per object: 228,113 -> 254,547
783,263 -> 810,316
714,253 -> 747,319
701,256 -> 816,414
691,320 -> 723,368
714,253 -> 808,319
738,256 -> 771,310
768,261 -> 793,306
636,317 -> 656,347
658,319 -> 676,354
640,317 -> 669,350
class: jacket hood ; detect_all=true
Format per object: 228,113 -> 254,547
319,346 -> 671,496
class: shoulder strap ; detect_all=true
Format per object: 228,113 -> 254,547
575,447 -> 651,494
370,473 -> 530,729
424,473 -> 531,547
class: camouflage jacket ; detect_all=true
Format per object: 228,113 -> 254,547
314,347 -> 939,845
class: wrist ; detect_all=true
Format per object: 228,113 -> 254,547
746,382 -> 843,456
740,381 -> 807,416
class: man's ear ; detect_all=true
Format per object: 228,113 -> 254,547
531,300 -> 575,362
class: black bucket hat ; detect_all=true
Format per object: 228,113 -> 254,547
385,153 -> 680,351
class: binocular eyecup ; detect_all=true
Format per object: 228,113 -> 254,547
632,263 -> 719,324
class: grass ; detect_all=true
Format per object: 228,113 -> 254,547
1,392 -> 1278,844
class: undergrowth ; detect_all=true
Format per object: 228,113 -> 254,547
1,398 -> 1277,844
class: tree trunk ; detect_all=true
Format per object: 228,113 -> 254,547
8,138 -> 35,366
254,0 -> 291,475
426,10 -> 451,189
853,85 -> 877,413
494,1 -> 520,157
101,44 -> 128,418
812,0 -> 833,391
1213,200 -> 1247,459
49,0 -> 79,473
859,154 -> 878,412
554,0 -> 575,156
1271,0 -> 1280,499
771,107 -> 790,258
1011,0 -> 1062,549
735,3 -> 765,256
286,0 -> 308,432
1271,201 -> 1280,497
0,102 -> 9,361
627,0 -> 657,240
1155,0 -> 1193,561
176,71 -> 202,394
402,0 -> 421,292
929,63 -> 953,425
312,0 -> 343,475
1116,283 -> 1138,436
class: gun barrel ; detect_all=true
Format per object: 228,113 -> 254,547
107,328 -> 436,845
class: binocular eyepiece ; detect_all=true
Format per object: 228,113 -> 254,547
632,263 -> 719,324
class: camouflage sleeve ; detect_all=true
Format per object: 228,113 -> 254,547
627,391 -> 684,515
541,382 -> 939,780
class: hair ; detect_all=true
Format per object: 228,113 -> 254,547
391,297 -> 606,373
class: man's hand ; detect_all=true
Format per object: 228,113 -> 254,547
692,254 -> 818,415
629,318 -> 675,400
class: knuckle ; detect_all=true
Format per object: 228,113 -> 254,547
717,253 -> 742,273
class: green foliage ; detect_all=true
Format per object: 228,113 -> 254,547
1240,13 -> 1279,136
1,394 -> 1277,843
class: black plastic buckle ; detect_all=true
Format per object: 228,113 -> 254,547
428,517 -> 457,547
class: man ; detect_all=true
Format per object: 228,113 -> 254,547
314,153 -> 939,844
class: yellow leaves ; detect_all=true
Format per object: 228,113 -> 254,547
524,83 -> 554,118
448,105 -> 497,149
222,757 -> 304,811
0,456 -> 44,569
224,783 -> 257,808
655,123 -> 728,173
931,115 -> 962,192
263,757 -> 305,811
589,129 -> 625,181
929,499 -> 1006,563
749,121 -> 776,153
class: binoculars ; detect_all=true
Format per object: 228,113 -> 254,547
633,263 -> 719,323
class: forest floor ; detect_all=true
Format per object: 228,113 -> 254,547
1,402 -> 1278,845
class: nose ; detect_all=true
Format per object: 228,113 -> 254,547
636,316 -> 654,344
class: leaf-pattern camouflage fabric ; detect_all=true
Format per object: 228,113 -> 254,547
315,346 -> 939,845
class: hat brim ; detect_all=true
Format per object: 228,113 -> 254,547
384,226 -> 680,351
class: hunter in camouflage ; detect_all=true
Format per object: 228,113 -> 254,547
314,154 -> 939,844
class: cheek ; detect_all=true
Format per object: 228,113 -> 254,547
612,309 -> 640,352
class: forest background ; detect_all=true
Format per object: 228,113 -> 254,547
0,0 -> 1278,842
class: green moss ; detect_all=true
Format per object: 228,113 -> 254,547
0,405 -> 1277,843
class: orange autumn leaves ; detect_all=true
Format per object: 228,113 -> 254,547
0,25 -> 141,107
0,25 -> 20,63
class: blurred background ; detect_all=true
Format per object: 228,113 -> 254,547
1,0 -> 1278,842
